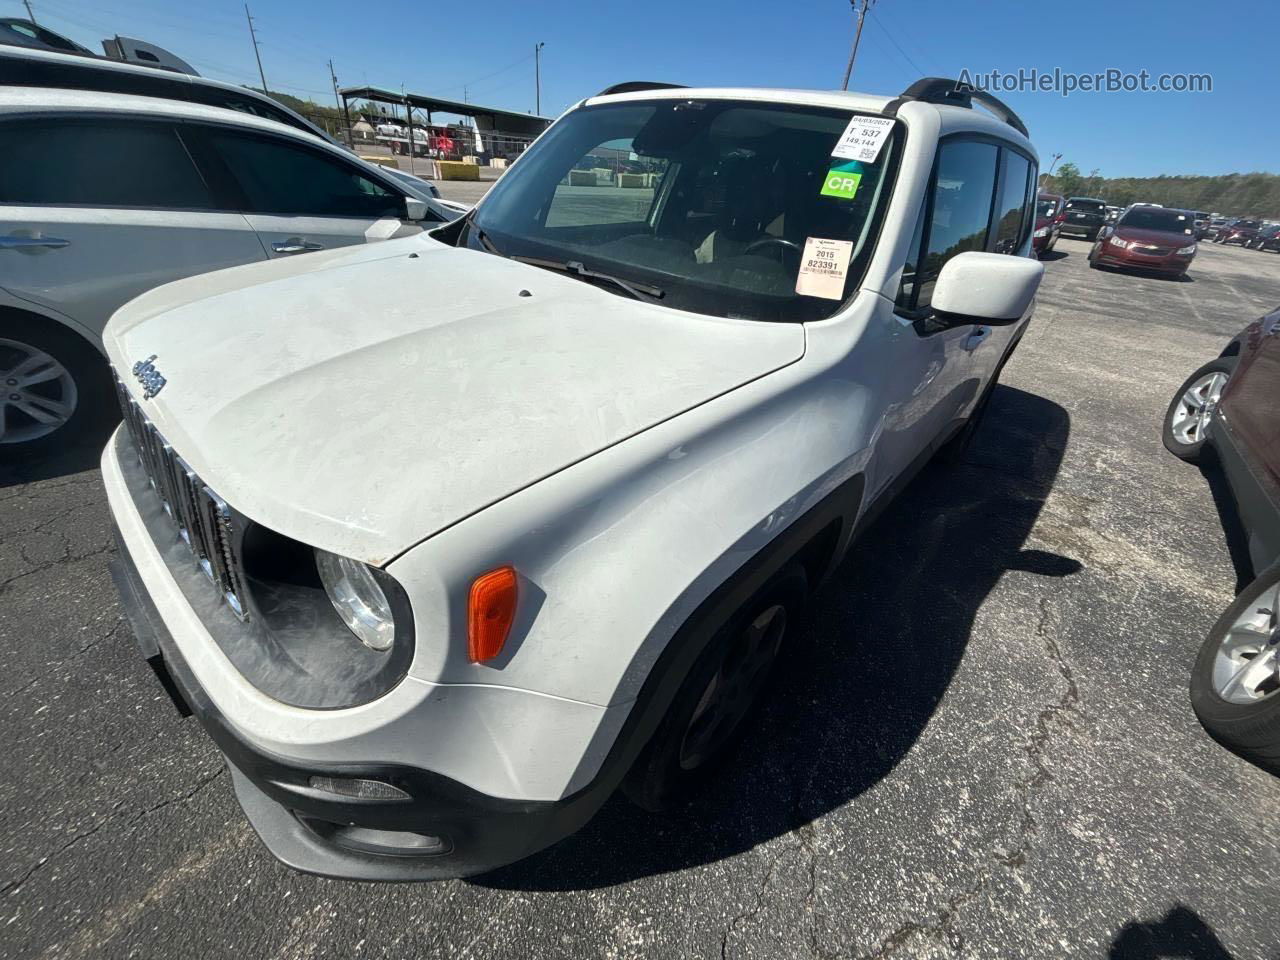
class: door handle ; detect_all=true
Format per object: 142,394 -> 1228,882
964,326 -> 992,351
271,238 -> 324,254
0,234 -> 71,249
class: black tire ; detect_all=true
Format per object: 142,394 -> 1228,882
0,313 -> 115,459
1161,356 -> 1236,463
621,566 -> 808,812
1190,563 -> 1280,772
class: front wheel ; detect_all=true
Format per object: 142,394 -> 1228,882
1191,564 -> 1280,772
622,567 -> 808,811
1162,357 -> 1235,462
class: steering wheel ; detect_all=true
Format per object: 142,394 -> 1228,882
743,237 -> 802,259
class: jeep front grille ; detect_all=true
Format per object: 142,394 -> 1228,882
114,376 -> 249,621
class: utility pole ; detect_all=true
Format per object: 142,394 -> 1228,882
329,60 -> 353,148
1047,153 -> 1063,175
22,0 -> 37,23
535,42 -> 545,116
244,4 -> 268,96
840,0 -> 875,91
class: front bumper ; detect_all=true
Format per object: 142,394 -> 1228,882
1093,249 -> 1190,275
101,426 -> 624,880
109,519 -> 610,881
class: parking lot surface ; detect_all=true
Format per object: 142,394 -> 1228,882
3,236 -> 1280,959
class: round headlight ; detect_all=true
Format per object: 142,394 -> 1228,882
315,550 -> 396,652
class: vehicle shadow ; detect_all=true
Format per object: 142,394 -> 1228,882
478,385 -> 1077,890
1200,449 -> 1257,592
1038,250 -> 1069,262
0,425 -> 113,489
1108,904 -> 1235,959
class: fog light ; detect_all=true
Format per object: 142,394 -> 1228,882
308,775 -> 411,801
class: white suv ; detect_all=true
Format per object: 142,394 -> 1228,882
103,79 -> 1043,880
0,87 -> 459,454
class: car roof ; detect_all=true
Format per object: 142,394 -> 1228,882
584,84 -> 1037,157
0,85 -> 334,149
0,46 -> 337,144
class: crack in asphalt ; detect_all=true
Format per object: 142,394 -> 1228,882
1,767 -> 226,900
854,595 -> 1083,958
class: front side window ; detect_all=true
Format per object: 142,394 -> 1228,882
913,140 -> 999,311
469,99 -> 902,323
0,119 -> 213,209
206,131 -> 402,218
1036,197 -> 1060,219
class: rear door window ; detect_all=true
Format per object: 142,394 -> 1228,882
0,118 -> 213,209
201,130 -> 403,219
992,151 -> 1032,254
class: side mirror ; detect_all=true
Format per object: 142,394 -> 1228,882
403,197 -> 429,221
931,252 -> 1043,326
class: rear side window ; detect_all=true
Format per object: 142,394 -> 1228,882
0,119 -> 213,209
204,131 -> 402,219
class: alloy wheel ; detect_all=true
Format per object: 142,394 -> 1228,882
0,338 -> 78,445
1168,370 -> 1228,447
1211,580 -> 1280,704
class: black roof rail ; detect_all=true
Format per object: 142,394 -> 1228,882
596,81 -> 687,97
898,77 -> 1029,139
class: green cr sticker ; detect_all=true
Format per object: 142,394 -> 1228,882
820,162 -> 862,200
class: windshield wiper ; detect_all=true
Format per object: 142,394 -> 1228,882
469,221 -> 502,256
510,255 -> 664,302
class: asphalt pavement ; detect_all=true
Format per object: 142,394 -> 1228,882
3,235 -> 1280,959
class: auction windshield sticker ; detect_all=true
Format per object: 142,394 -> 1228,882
796,237 -> 854,300
831,115 -> 894,163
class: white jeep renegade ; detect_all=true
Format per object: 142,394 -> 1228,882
103,78 -> 1044,880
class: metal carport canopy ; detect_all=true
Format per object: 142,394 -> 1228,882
338,85 -> 551,137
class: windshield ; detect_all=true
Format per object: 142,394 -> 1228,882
468,99 -> 901,323
1118,208 -> 1194,234
1036,198 -> 1059,218
1236,219 -> 1262,229
1067,199 -> 1105,213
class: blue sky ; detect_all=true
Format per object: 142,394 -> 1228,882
22,0 -> 1278,178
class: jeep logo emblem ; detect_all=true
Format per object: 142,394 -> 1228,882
132,355 -> 167,400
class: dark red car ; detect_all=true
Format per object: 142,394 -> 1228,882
1217,218 -> 1263,246
1032,192 -> 1063,256
1088,206 -> 1197,278
1164,308 -> 1280,771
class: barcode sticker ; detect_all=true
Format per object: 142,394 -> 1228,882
795,237 -> 854,300
831,116 -> 894,163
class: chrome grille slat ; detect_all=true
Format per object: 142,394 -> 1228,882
113,373 -> 250,622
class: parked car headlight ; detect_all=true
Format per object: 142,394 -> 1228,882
1108,236 -> 1130,249
1033,227 -> 1049,238
316,549 -> 396,651
1176,243 -> 1197,256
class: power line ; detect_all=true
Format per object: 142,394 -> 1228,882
870,11 -> 927,77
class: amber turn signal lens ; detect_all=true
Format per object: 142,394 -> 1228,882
468,566 -> 518,663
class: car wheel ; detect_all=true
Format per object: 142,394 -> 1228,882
1191,563 -> 1280,772
1161,357 -> 1235,463
622,566 -> 808,811
0,316 -> 113,457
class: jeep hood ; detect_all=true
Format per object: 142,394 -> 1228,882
105,236 -> 804,565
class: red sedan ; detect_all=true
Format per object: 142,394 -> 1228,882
1032,191 -> 1063,256
1088,206 -> 1198,278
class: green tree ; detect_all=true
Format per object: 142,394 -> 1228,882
1052,161 -> 1084,197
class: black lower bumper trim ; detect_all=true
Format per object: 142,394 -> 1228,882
109,523 -> 609,881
